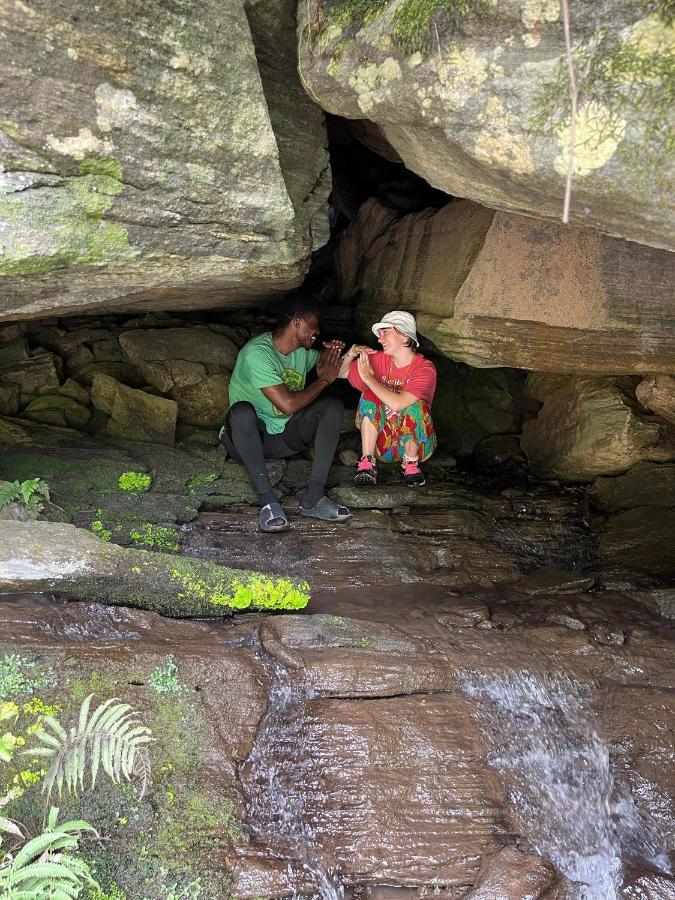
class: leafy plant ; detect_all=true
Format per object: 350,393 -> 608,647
0,478 -> 50,512
0,805 -> 97,898
25,694 -> 153,801
0,656 -> 45,703
148,658 -> 184,695
117,472 -> 151,493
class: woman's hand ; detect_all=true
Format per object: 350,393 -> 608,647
346,344 -> 377,359
357,351 -> 376,385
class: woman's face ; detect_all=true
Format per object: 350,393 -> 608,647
377,326 -> 408,355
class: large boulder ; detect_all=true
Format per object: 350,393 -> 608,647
520,375 -> 675,481
0,0 -> 329,321
118,326 -> 238,389
299,1 -> 674,250
344,199 -> 675,373
636,375 -> 675,426
171,373 -> 230,427
91,373 -> 178,444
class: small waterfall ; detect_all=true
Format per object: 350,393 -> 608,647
240,659 -> 344,900
462,672 -> 672,898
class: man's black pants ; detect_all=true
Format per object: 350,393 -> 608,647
220,396 -> 343,502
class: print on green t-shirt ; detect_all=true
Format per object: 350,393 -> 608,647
228,333 -> 320,434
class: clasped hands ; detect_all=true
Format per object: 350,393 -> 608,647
346,343 -> 377,384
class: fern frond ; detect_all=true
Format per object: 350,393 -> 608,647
0,808 -> 98,898
0,481 -> 21,510
23,695 -> 153,800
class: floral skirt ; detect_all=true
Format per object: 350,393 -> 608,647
355,391 -> 437,463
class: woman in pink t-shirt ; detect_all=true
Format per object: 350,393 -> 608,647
339,310 -> 437,487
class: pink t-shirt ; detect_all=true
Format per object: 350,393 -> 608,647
348,352 -> 437,405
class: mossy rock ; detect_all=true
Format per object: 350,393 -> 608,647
0,520 -> 311,616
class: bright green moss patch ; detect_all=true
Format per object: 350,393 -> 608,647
118,471 -> 152,492
168,563 -> 310,612
130,523 -> 180,553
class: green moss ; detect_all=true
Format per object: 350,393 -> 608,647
118,471 -> 152,492
321,0 -> 388,30
130,523 -> 180,553
0,162 -> 129,277
88,884 -> 127,900
168,563 -> 310,612
186,472 -> 219,495
91,518 -> 113,541
80,157 -> 124,181
392,0 -> 491,53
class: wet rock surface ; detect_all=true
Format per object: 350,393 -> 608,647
1,581 -> 673,899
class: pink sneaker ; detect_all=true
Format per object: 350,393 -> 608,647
402,459 -> 425,487
354,455 -> 377,486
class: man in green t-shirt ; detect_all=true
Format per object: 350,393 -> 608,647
221,296 -> 351,532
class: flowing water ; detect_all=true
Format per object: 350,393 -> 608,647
240,658 -> 344,900
462,672 -> 673,898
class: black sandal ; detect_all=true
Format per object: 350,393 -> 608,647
258,502 -> 290,533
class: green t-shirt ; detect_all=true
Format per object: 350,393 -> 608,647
228,332 -> 320,434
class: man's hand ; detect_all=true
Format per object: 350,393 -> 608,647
316,345 -> 342,385
357,351 -> 376,385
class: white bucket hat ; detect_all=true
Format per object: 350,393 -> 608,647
372,310 -> 419,347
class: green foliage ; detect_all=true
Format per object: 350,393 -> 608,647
0,805 -> 98,898
226,576 -> 311,611
117,472 -> 152,493
90,517 -> 112,542
130,524 -> 180,553
0,656 -> 45,703
392,0 -> 491,52
25,695 -> 153,801
531,16 -> 674,187
148,658 -> 184,695
0,478 -> 50,512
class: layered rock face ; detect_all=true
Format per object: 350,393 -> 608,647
0,314 -> 258,442
299,0 -> 674,250
338,198 -> 675,372
0,0 -> 329,321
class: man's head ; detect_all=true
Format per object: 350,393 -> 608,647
275,295 -> 320,350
